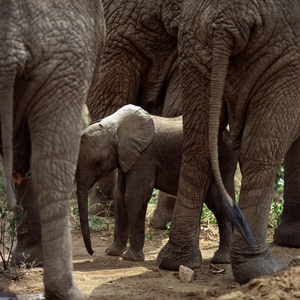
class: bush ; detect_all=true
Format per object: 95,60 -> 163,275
0,196 -> 21,270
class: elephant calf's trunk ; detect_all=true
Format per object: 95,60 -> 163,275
77,181 -> 94,255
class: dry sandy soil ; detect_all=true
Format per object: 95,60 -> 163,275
0,217 -> 299,300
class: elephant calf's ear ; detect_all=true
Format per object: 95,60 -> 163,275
117,106 -> 155,173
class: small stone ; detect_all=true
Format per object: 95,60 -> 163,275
178,265 -> 195,283
217,291 -> 245,299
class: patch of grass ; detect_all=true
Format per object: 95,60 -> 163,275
269,165 -> 284,229
269,199 -> 284,229
201,204 -> 217,225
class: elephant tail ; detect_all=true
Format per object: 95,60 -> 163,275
209,31 -> 254,246
0,70 -> 17,211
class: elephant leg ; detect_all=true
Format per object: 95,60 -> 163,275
12,177 -> 43,266
149,192 -> 176,229
157,126 -> 209,269
157,55 -> 211,270
231,159 -> 286,283
29,103 -> 84,299
205,182 -> 232,264
229,93 -> 300,283
205,131 -> 238,264
105,172 -> 128,256
121,168 -> 155,262
89,170 -> 117,217
274,136 -> 300,247
31,153 -> 82,298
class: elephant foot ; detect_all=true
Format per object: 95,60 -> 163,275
210,248 -> 231,264
157,240 -> 202,270
45,279 -> 84,300
12,242 -> 43,267
105,241 -> 126,256
149,209 -> 171,230
274,222 -> 300,248
121,248 -> 145,262
231,248 -> 287,284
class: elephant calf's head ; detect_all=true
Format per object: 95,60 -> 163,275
76,122 -> 118,187
76,104 -> 156,187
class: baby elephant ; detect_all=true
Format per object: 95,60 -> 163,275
76,104 -> 236,262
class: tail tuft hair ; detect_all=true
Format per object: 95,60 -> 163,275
223,197 -> 255,246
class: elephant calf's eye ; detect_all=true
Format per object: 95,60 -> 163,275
94,159 -> 102,167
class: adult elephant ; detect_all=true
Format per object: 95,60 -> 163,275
87,0 -> 183,219
157,0 -> 300,284
0,1 -> 105,299
12,0 -> 183,266
86,1 -> 239,266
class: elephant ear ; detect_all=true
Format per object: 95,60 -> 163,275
115,105 -> 155,172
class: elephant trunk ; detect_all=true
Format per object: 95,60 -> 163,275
209,31 -> 254,246
77,180 -> 94,255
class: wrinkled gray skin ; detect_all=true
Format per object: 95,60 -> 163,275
158,0 -> 300,284
13,0 -> 300,287
13,0 -> 182,267
87,0 -> 182,219
0,1 -> 105,299
84,0 -> 300,281
76,105 -> 237,263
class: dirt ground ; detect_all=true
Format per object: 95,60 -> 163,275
0,216 -> 299,300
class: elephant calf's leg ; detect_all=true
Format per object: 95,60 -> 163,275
205,184 -> 232,264
106,172 -> 128,256
120,174 -> 154,262
149,192 -> 175,229
205,134 -> 237,264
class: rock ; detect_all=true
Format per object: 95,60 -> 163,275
178,265 -> 194,283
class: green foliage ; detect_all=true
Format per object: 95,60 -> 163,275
70,190 -> 111,232
274,164 -> 284,200
165,221 -> 171,231
82,105 -> 91,129
0,161 -> 27,271
201,204 -> 217,224
149,189 -> 159,205
269,165 -> 284,229
269,199 -> 284,229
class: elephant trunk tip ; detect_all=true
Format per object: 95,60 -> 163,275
88,247 -> 94,256
223,197 -> 255,247
82,232 -> 95,256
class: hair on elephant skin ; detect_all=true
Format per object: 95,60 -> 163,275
76,104 -> 238,263
0,1 -> 105,299
157,0 -> 300,285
